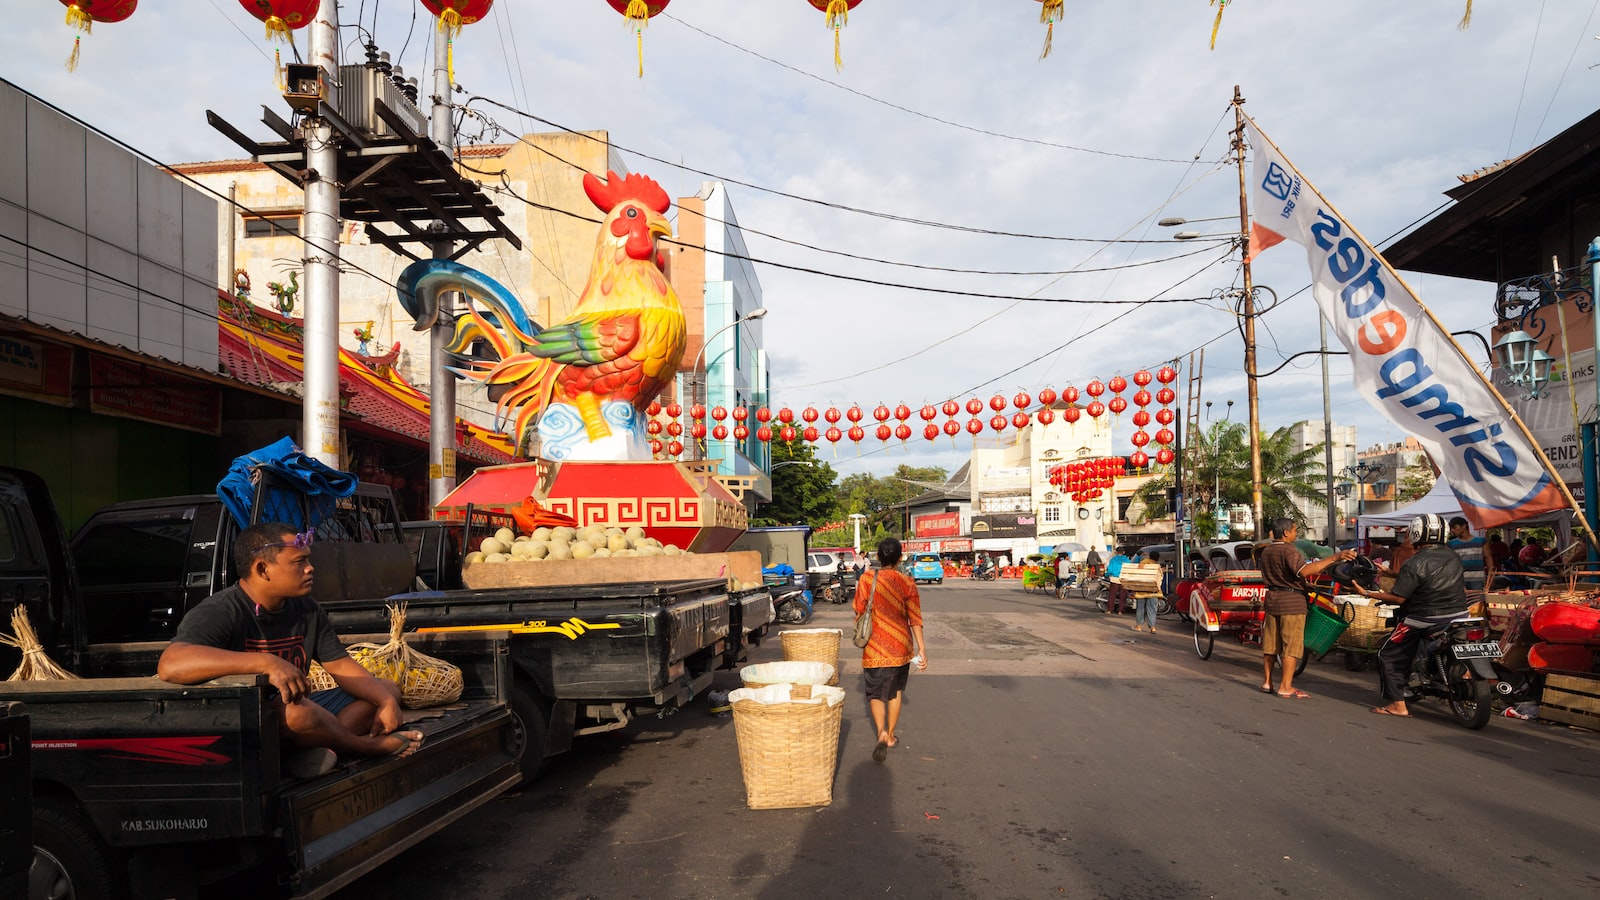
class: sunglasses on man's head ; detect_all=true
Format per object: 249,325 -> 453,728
265,530 -> 314,550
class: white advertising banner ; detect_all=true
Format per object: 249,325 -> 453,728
1244,116 -> 1568,530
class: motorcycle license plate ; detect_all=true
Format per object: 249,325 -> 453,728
1452,642 -> 1502,660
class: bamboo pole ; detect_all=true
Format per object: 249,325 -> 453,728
1241,110 -> 1600,554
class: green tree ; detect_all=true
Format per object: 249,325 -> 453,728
1397,455 -> 1437,503
1132,422 -> 1328,539
1256,426 -> 1335,530
834,465 -> 948,536
752,440 -> 840,527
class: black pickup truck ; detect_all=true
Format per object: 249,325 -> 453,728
0,467 -> 522,899
51,481 -> 765,782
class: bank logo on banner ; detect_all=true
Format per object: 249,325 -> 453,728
1243,116 -> 1567,530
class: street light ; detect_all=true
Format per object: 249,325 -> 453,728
1158,215 -> 1235,227
1493,329 -> 1555,400
686,307 -> 767,459
1341,460 -> 1390,523
849,512 -> 866,555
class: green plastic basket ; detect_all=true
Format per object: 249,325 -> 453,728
1303,603 -> 1351,657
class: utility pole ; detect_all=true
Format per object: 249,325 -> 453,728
1233,85 -> 1266,538
1321,316 -> 1337,543
302,3 -> 342,466
428,31 -> 458,507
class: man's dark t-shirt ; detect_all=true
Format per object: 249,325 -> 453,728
1391,545 -> 1469,618
1258,541 -> 1310,616
171,584 -> 348,675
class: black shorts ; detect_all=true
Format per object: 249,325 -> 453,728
862,665 -> 910,701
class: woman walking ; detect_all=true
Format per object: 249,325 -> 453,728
854,537 -> 928,762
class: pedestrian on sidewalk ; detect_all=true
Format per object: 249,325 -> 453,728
1257,519 -> 1356,699
854,537 -> 927,762
1105,546 -> 1132,615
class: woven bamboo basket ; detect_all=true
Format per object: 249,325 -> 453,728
1335,600 -> 1393,651
730,683 -> 846,809
307,605 -> 464,708
780,628 -> 842,685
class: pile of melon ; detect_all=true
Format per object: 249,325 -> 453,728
465,525 -> 688,564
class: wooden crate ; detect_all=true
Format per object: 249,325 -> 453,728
1539,674 -> 1600,731
461,550 -> 765,591
1118,562 -> 1163,595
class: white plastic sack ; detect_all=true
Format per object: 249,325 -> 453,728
741,660 -> 835,686
729,683 -> 845,707
781,627 -> 843,637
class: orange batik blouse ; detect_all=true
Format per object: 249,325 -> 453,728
853,567 -> 923,668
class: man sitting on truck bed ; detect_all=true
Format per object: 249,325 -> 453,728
157,522 -> 424,772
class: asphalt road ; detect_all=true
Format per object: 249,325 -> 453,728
334,580 -> 1600,899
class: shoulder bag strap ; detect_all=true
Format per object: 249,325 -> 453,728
865,565 -> 880,614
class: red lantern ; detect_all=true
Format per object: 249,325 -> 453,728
802,405 -> 819,423
921,405 -> 938,422
943,420 -> 961,438
649,439 -> 663,455
1087,401 -> 1106,418
1132,410 -> 1151,428
1013,412 -> 1031,429
989,394 -> 1007,412
667,439 -> 684,456
803,426 -> 820,442
666,421 -> 683,437
757,426 -> 773,443
778,407 -> 795,423
690,404 -> 706,421
422,1 -> 493,29
780,425 -> 797,442
665,402 -> 682,419
1133,390 -> 1153,408
1063,386 -> 1080,404
967,418 -> 985,436
825,407 -> 842,424
236,1 -> 311,41
1131,430 -> 1151,447
846,405 -> 863,423
647,399 -> 662,417
826,427 -> 843,444
1038,388 -> 1057,406
710,405 -> 727,422
734,424 -> 749,441
1156,448 -> 1176,465
1156,388 -> 1177,406
1012,391 -> 1031,410
712,425 -> 728,441
873,404 -> 891,422
1157,366 -> 1178,384
1131,450 -> 1149,468
1133,370 -> 1153,387
1063,406 -> 1082,423
756,406 -> 773,423
847,425 -> 865,444
1156,408 -> 1176,425
1086,379 -> 1105,398
605,0 -> 671,77
966,398 -> 984,416
942,400 -> 960,418
894,403 -> 912,422
989,414 -> 1008,432
691,422 -> 707,440
1037,408 -> 1055,425
1108,397 -> 1128,416
1108,375 -> 1127,395
807,0 -> 863,68
895,424 -> 913,441
924,424 -> 941,442
1155,428 -> 1175,446
646,420 -> 662,435
875,424 -> 892,441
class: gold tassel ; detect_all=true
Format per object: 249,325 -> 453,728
1459,1 -> 1473,30
1039,0 -> 1063,59
274,48 -> 285,91
1040,22 -> 1055,60
1209,0 -> 1229,51
626,1 -> 652,78
65,35 -> 81,73
265,14 -> 292,43
448,36 -> 457,89
828,0 -> 850,69
438,8 -> 464,35
64,5 -> 93,34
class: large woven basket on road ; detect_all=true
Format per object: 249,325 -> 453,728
780,628 -> 842,685
1334,599 -> 1392,651
730,683 -> 846,809
741,661 -> 835,699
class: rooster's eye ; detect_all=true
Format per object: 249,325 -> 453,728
626,208 -> 638,218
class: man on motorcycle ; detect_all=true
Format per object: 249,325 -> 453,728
1351,513 -> 1472,718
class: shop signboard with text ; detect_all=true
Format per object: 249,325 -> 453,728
913,512 -> 961,537
970,514 -> 1036,540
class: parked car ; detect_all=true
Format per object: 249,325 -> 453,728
911,552 -> 944,585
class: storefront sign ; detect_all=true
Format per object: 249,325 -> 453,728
913,512 -> 961,537
0,335 -> 71,404
89,355 -> 222,435
941,539 -> 972,553
902,540 -> 934,552
970,514 -> 1036,539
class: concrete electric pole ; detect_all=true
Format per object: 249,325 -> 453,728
301,2 -> 342,466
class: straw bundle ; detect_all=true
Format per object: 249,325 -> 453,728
345,604 -> 463,708
2,606 -> 76,681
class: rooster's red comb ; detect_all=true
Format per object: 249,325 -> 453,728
583,170 -> 670,216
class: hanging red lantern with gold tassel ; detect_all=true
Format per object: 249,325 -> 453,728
607,0 -> 670,78
238,1 -> 318,87
422,2 -> 494,91
1035,0 -> 1064,60
808,0 -> 862,70
60,1 -> 137,72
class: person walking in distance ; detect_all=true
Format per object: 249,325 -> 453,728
1256,518 -> 1356,699
1447,517 -> 1486,595
1105,546 -> 1132,615
854,537 -> 927,762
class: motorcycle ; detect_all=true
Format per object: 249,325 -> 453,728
971,566 -> 996,582
818,571 -> 853,604
1384,609 -> 1501,730
774,586 -> 815,625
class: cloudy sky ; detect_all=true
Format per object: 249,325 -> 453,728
5,1 -> 1597,478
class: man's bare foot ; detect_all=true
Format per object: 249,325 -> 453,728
886,733 -> 898,748
376,730 -> 425,757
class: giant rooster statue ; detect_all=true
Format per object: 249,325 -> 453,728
397,170 -> 686,460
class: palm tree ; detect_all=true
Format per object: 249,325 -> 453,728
1255,427 -> 1336,531
1130,422 -> 1329,540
